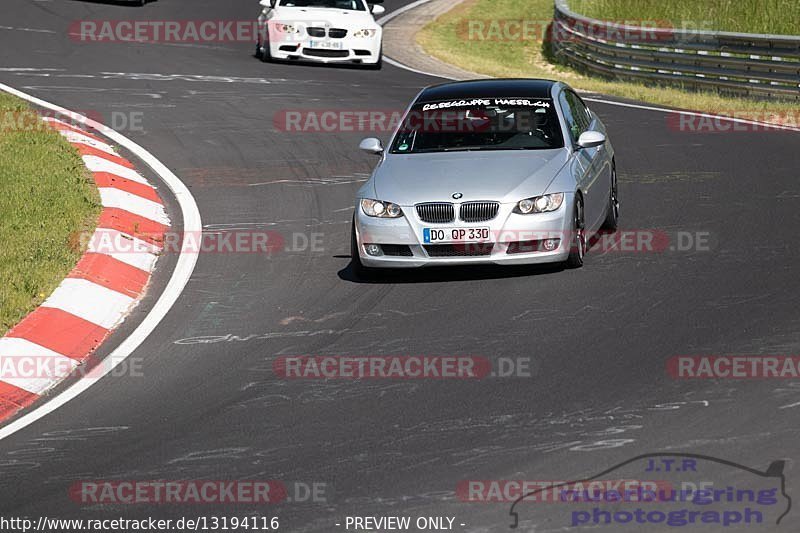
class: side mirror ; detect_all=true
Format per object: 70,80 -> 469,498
577,130 -> 606,149
259,0 -> 276,8
359,137 -> 384,155
371,4 -> 386,15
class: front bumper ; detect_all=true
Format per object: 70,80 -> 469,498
354,197 -> 575,268
268,34 -> 381,64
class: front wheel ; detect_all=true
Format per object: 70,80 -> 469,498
258,39 -> 272,63
366,47 -> 383,70
565,198 -> 586,269
601,165 -> 619,231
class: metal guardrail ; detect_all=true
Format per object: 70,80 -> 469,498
552,0 -> 800,100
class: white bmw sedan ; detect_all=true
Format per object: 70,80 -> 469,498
256,0 -> 385,68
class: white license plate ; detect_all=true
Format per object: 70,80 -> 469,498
308,40 -> 342,50
423,227 -> 490,244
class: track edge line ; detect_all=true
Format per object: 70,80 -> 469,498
0,82 -> 202,441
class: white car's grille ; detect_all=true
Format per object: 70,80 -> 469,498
306,27 -> 348,39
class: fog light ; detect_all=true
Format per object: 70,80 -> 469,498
365,244 -> 382,256
543,239 -> 560,251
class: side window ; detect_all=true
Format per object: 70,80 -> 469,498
558,91 -> 580,144
565,91 -> 591,138
571,91 -> 593,130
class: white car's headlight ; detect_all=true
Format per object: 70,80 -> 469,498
515,193 -> 565,214
353,28 -> 378,38
361,199 -> 403,218
276,23 -> 301,34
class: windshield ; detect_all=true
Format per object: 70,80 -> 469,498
279,0 -> 366,10
390,98 -> 564,154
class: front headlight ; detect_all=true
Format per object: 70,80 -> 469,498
276,23 -> 300,34
361,199 -> 403,218
353,28 -> 378,38
515,193 -> 565,214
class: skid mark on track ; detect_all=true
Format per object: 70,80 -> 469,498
279,312 -> 350,326
248,175 -> 370,187
202,219 -> 348,232
0,25 -> 56,33
32,426 -> 130,442
660,431 -> 777,449
233,381 -> 423,409
619,171 -> 721,184
0,427 -> 130,474
21,85 -> 167,99
168,447 -> 249,464
173,326 -> 387,345
180,166 -> 372,188
703,293 -> 772,310
0,68 -> 63,72
11,70 -> 389,90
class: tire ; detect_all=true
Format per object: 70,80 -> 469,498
565,197 -> 586,269
258,39 -> 272,63
350,219 -> 377,280
254,41 -> 263,60
366,48 -> 383,70
601,165 -> 619,231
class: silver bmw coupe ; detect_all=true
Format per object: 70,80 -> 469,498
352,79 -> 618,276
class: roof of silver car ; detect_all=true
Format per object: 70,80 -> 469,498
415,79 -> 559,104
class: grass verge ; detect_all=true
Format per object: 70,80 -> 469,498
417,0 -> 800,115
0,92 -> 100,336
569,0 -> 800,36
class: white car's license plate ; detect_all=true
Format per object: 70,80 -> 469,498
308,40 -> 342,50
423,227 -> 490,244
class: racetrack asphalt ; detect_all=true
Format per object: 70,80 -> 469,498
0,0 -> 799,531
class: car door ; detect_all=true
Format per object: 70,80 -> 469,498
558,90 -> 594,226
564,90 -> 611,230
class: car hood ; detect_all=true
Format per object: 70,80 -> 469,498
372,149 -> 569,206
273,7 -> 377,26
